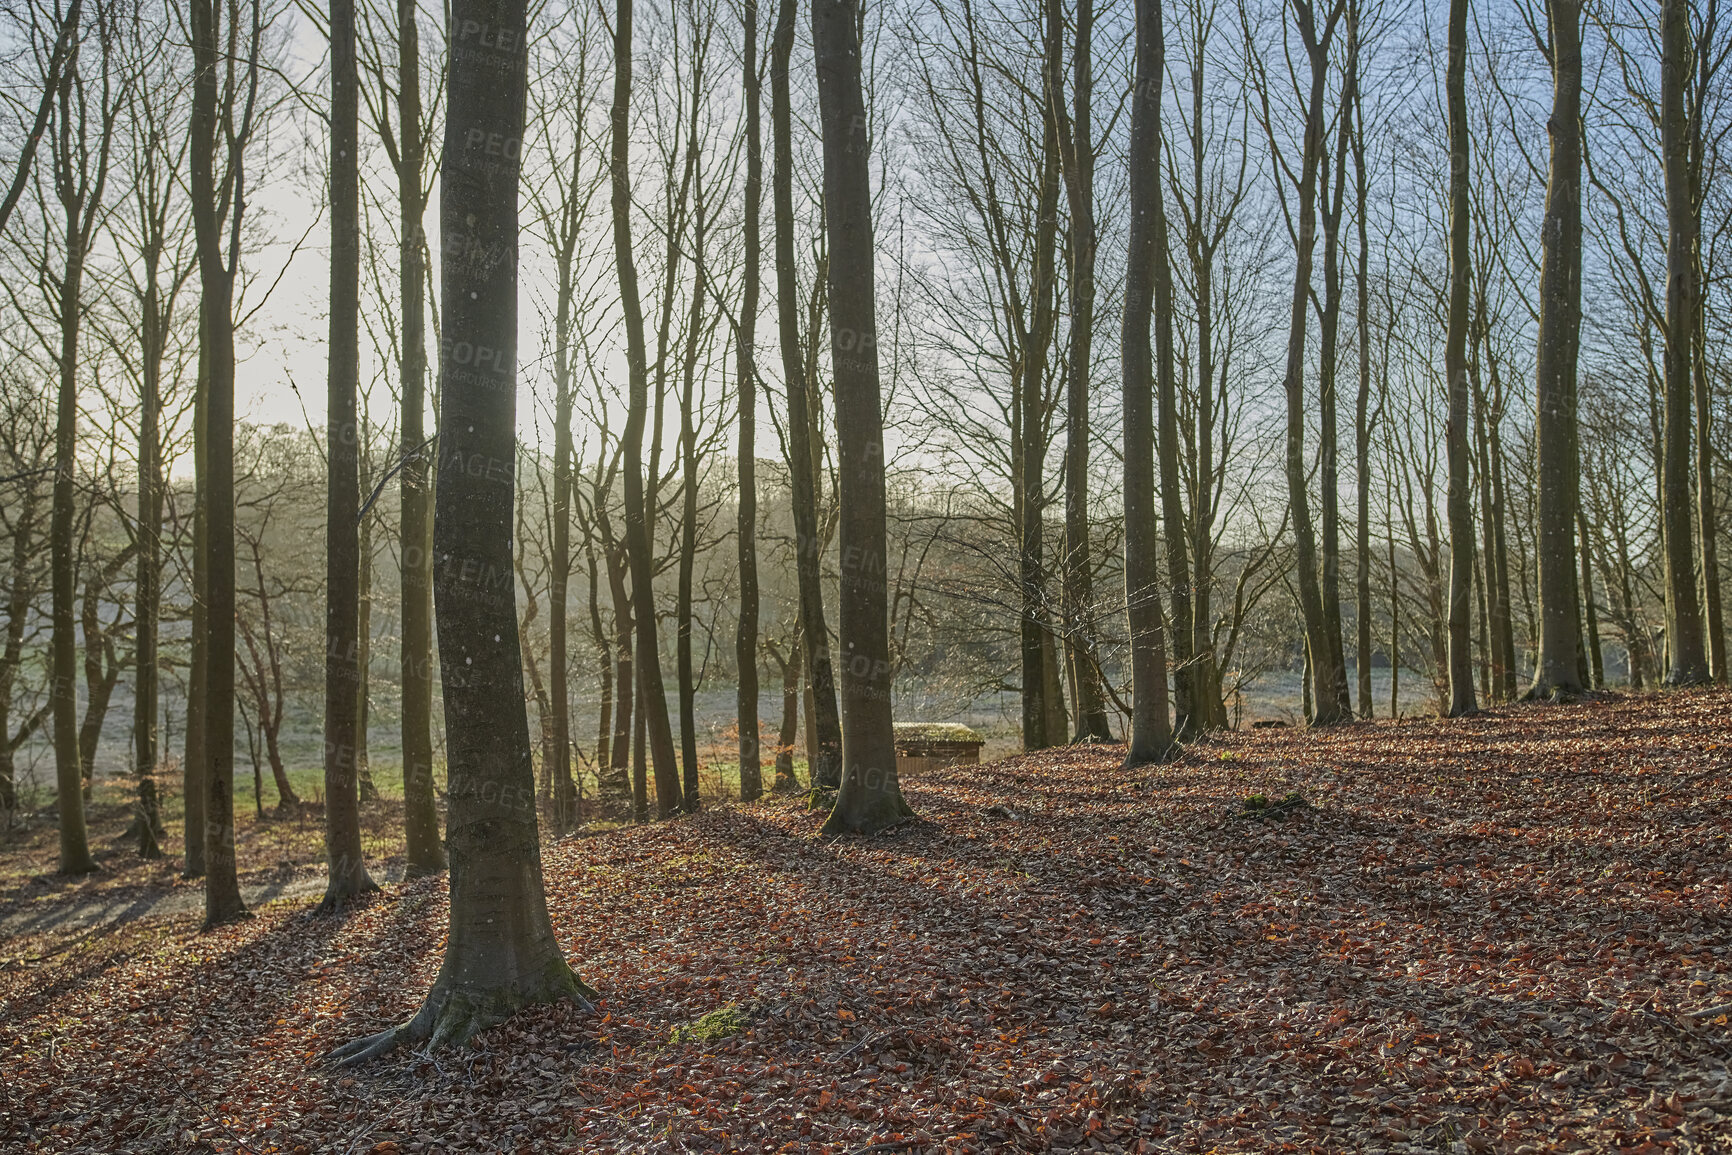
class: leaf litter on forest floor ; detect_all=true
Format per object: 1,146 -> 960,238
3,689 -> 1732,1152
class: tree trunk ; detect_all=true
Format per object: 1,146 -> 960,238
610,0 -> 680,820
334,0 -> 593,1065
184,325 -> 208,878
1055,0 -> 1111,743
134,244 -> 165,856
397,0 -> 445,874
1153,0 -> 1195,740
812,0 -> 912,835
357,495 -> 378,804
191,0 -> 246,924
321,0 -> 381,913
773,632 -> 801,791
1352,60 -> 1374,719
1313,6 -> 1355,726
1276,3 -> 1350,726
1661,0 -> 1708,684
1121,0 -> 1175,766
1577,508 -> 1603,688
51,181 -> 96,876
736,0 -> 764,801
772,0 -> 843,792
1525,0 -> 1584,700
676,154 -> 707,816
1444,0 -> 1476,716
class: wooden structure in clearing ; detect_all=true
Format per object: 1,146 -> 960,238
893,722 -> 985,775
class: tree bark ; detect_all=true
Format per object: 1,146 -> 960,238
610,0 -> 681,820
321,0 -> 381,912
772,0 -> 843,792
334,0 -> 593,1065
190,0 -> 246,924
1444,0 -> 1476,716
812,0 -> 912,835
397,0 -> 445,874
736,0 -> 764,801
1054,0 -> 1112,743
1661,0 -> 1708,684
1121,0 -> 1175,766
1525,0 -> 1585,700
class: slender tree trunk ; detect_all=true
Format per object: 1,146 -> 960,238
1274,4 -> 1350,726
1314,6 -> 1355,725
1525,0 -> 1585,700
1055,0 -> 1111,743
51,196 -> 96,876
1695,302 -> 1725,680
1661,0 -> 1708,684
610,0 -> 680,820
191,0 -> 246,924
773,632 -> 801,791
675,160 -> 706,815
813,0 -> 911,835
1153,0 -> 1194,740
772,0 -> 842,792
184,327 -> 208,878
1578,508 -> 1603,688
322,0 -> 380,912
1352,73 -> 1374,719
549,213 -> 578,834
736,0 -> 764,801
135,262 -> 164,856
333,0 -> 594,1066
397,0 -> 444,874
605,535 -> 634,794
1444,0 -> 1476,715
1121,0 -> 1175,766
356,504 -> 378,804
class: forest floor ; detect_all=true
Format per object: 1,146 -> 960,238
2,690 -> 1731,1153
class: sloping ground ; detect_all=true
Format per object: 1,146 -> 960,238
3,691 -> 1732,1153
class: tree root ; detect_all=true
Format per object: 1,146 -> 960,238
330,962 -> 598,1067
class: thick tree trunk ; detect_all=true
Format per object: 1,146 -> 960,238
1443,0 -> 1476,716
1525,0 -> 1585,700
772,0 -> 843,792
397,0 -> 445,875
322,0 -> 380,912
335,0 -> 592,1065
1121,0 -> 1175,766
1661,0 -> 1708,685
736,0 -> 764,802
610,0 -> 681,820
1055,0 -> 1112,743
812,0 -> 912,835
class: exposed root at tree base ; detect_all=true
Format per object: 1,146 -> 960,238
330,964 -> 599,1067
316,876 -> 382,917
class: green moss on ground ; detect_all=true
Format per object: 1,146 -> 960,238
668,1003 -> 746,1045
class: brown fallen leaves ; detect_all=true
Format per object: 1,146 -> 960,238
3,689 -> 1732,1153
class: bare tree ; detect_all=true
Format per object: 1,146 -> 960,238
333,0 -> 594,1066
1122,0 -> 1177,765
1525,0 -> 1585,700
813,0 -> 912,833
